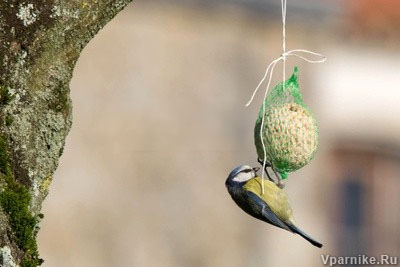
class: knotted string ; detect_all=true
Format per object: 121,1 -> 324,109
246,0 -> 327,194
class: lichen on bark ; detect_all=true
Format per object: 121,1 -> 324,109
0,0 -> 133,265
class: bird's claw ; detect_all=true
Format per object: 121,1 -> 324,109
272,167 -> 285,188
277,180 -> 285,189
257,157 -> 285,188
257,157 -> 271,168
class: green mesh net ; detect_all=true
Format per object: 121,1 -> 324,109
254,67 -> 319,179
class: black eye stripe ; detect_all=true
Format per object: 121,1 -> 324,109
241,169 -> 252,173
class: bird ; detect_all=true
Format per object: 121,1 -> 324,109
225,165 -> 323,248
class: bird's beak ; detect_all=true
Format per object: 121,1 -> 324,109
253,167 -> 260,173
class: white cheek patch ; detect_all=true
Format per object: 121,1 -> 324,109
232,172 -> 254,183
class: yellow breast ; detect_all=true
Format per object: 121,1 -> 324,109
243,177 -> 294,222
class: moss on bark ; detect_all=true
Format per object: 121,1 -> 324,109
0,0 -> 134,265
0,136 -> 42,266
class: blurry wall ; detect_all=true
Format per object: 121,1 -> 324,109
37,1 -> 400,266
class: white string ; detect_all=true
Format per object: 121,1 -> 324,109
245,50 -> 326,107
282,0 -> 287,92
259,59 -> 280,194
245,0 -> 326,195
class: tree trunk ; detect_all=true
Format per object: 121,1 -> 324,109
0,1 -> 132,265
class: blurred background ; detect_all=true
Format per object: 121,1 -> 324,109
37,0 -> 400,266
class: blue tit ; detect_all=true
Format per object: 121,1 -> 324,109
225,165 -> 322,248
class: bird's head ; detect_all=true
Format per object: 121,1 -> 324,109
226,165 -> 260,186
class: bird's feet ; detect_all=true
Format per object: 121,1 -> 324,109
257,158 -> 285,189
257,158 -> 274,182
271,165 -> 285,189
277,179 -> 285,189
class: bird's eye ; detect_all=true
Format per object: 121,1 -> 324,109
242,169 -> 252,173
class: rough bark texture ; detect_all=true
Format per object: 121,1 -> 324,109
0,1 -> 133,265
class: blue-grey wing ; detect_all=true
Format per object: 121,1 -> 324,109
244,191 -> 291,231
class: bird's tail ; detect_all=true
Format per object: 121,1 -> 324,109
287,223 -> 323,248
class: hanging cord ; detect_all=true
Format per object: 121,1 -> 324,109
282,0 -> 287,89
246,0 -> 327,194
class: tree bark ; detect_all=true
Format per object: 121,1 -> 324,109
0,1 -> 133,265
